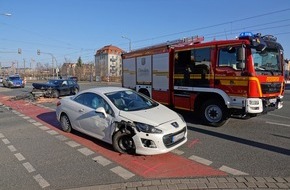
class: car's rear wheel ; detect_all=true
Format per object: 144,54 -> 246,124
60,114 -> 72,133
113,131 -> 135,154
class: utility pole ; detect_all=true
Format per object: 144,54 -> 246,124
122,36 -> 132,52
23,59 -> 26,75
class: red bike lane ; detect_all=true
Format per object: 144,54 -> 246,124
0,95 -> 227,178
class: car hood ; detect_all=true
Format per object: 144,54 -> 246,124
118,104 -> 179,126
11,79 -> 23,83
32,83 -> 58,89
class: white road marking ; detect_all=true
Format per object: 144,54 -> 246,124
55,135 -> 68,141
77,147 -> 94,156
65,141 -> 81,148
188,155 -> 213,166
219,165 -> 248,175
14,153 -> 26,161
7,145 -> 17,152
266,121 -> 290,128
46,130 -> 59,135
2,138 -> 10,144
0,133 -> 4,138
33,174 -> 50,188
171,149 -> 184,155
268,113 -> 290,119
12,110 -> 20,114
93,156 -> 112,166
28,119 -> 36,123
22,116 -> 30,119
110,166 -> 135,180
33,122 -> 43,126
39,126 -> 50,130
23,162 -> 36,173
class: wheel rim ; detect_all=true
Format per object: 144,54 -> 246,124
61,115 -> 70,131
205,104 -> 222,123
119,136 -> 134,152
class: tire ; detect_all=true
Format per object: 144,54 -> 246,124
72,88 -> 79,95
52,90 -> 60,98
200,99 -> 228,127
112,131 -> 135,154
60,114 -> 72,133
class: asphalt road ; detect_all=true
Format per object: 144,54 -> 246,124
0,81 -> 289,189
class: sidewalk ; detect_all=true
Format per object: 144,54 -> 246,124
67,176 -> 290,190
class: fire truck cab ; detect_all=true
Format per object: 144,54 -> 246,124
122,33 -> 285,127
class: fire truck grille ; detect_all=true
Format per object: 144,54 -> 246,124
261,83 -> 281,94
163,127 -> 186,148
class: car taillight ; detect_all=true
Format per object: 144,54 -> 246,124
56,101 -> 61,106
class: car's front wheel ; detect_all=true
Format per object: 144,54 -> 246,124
113,131 -> 135,154
52,90 -> 60,98
72,88 -> 79,95
60,114 -> 72,133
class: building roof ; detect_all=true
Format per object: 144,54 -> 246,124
95,45 -> 124,55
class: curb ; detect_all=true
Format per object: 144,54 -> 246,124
66,176 -> 290,190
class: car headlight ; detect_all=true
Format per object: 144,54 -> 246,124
134,122 -> 162,133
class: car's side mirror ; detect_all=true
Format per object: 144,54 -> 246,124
95,107 -> 107,118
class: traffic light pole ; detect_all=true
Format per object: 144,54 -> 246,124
37,50 -> 57,78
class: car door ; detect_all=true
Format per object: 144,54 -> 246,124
74,93 -> 114,142
58,80 -> 70,95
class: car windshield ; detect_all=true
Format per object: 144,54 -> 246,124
105,90 -> 158,111
252,48 -> 282,75
9,76 -> 21,80
48,80 -> 62,85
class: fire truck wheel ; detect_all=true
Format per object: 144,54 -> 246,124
200,99 -> 228,127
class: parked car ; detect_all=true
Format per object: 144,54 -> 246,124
56,87 -> 187,155
2,75 -> 25,88
32,79 -> 79,98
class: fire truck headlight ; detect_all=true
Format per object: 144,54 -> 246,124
249,100 -> 260,105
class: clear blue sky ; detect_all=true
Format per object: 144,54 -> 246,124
1,0 -> 290,68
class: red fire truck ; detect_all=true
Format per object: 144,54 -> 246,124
122,32 -> 285,127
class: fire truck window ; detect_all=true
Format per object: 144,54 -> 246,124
218,47 -> 241,70
174,48 -> 210,87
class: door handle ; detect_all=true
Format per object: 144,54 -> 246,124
78,109 -> 84,112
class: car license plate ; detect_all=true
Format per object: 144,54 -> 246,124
172,132 -> 184,142
269,98 -> 276,103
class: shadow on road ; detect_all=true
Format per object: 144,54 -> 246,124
187,125 -> 290,156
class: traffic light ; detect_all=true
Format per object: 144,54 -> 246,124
37,49 -> 40,55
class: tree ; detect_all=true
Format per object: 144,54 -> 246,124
77,57 -> 83,67
75,57 -> 83,80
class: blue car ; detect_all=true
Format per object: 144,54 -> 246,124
2,75 -> 25,88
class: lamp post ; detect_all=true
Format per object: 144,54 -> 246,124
122,36 -> 131,52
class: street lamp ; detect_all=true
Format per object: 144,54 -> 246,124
122,36 -> 131,52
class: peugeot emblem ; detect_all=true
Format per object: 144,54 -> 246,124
171,122 -> 179,128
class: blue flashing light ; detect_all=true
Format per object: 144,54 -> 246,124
239,32 -> 254,38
